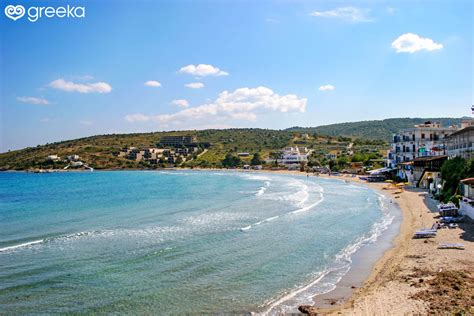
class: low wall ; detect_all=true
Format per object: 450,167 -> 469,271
459,199 -> 474,220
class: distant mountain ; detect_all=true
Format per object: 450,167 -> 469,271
287,117 -> 468,141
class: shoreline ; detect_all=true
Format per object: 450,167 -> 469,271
2,168 -> 407,312
168,168 -> 408,313
247,170 -> 405,312
297,173 -> 474,315
3,168 -> 472,313
189,169 -> 472,314
300,174 -> 409,312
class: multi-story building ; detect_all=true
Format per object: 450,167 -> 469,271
447,121 -> 474,160
280,147 -> 309,165
387,121 -> 457,168
159,135 -> 197,147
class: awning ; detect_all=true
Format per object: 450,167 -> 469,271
368,167 -> 395,175
461,178 -> 474,185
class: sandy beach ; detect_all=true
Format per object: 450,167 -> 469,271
287,172 -> 474,315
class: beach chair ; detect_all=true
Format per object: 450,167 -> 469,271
437,243 -> 465,250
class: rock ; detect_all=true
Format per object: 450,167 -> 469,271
298,305 -> 319,315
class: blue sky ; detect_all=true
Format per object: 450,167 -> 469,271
1,0 -> 472,151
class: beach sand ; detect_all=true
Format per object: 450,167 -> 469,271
291,173 -> 474,315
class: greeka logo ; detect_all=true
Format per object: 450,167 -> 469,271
4,4 -> 85,22
4,5 -> 25,21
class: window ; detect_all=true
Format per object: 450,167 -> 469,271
421,133 -> 425,139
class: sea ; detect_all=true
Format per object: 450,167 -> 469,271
0,170 -> 400,314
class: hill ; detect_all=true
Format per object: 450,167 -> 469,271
0,117 -> 466,170
287,117 -> 467,141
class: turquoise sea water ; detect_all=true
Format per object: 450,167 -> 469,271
0,171 -> 397,313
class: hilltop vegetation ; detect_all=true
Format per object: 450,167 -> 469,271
0,117 -> 465,170
288,117 -> 467,141
0,129 -> 386,170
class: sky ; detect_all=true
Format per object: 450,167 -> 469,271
0,0 -> 473,151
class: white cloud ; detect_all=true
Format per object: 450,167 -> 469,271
185,82 -> 205,89
125,86 -> 307,126
230,112 -> 258,121
79,120 -> 93,125
319,84 -> 335,91
49,79 -> 112,94
145,80 -> 161,87
125,113 -> 151,122
178,64 -> 229,77
391,33 -> 443,53
171,99 -> 190,108
17,96 -> 50,105
40,118 -> 51,123
310,7 -> 372,22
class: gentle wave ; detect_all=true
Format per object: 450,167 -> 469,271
289,189 -> 324,215
255,181 -> 271,196
0,227 -> 180,254
262,269 -> 332,315
1,211 -> 251,254
241,186 -> 324,231
0,239 -> 44,252
262,194 -> 396,314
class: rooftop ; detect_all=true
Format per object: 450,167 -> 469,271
447,125 -> 474,138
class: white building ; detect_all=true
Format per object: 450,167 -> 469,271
280,147 -> 309,165
447,120 -> 474,160
387,121 -> 457,168
47,155 -> 60,161
459,178 -> 474,220
67,154 -> 80,161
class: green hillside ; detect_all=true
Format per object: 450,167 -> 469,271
287,117 -> 467,141
0,117 -> 466,170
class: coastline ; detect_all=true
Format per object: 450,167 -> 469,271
227,169 -> 473,314
247,170 -> 405,312
3,168 -> 414,312
177,168 -> 406,313
3,168 -> 472,313
295,173 -> 474,315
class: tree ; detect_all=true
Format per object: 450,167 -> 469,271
465,158 -> 474,177
222,153 -> 241,168
174,156 -> 183,166
351,153 -> 365,162
440,157 -> 467,202
251,153 -> 262,166
336,156 -> 348,168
